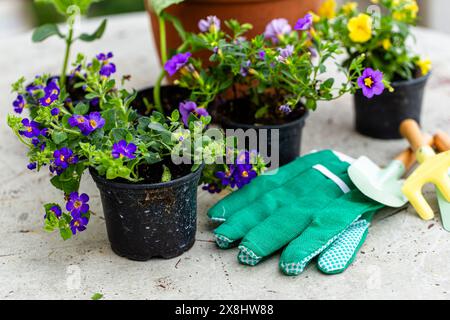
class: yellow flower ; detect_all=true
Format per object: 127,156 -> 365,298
416,58 -> 432,76
393,0 -> 419,21
381,39 -> 392,50
348,14 -> 373,43
309,11 -> 321,23
342,2 -> 358,15
318,0 -> 336,19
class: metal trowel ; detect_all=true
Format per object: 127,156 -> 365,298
348,135 -> 433,207
434,131 -> 450,231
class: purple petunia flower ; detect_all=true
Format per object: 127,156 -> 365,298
240,60 -> 251,77
233,163 -> 258,188
112,140 -> 137,159
85,112 -> 105,133
276,45 -> 294,63
264,18 -> 292,43
39,81 -> 60,107
51,108 -> 60,116
19,119 -> 41,138
164,52 -> 192,76
294,13 -> 313,31
202,183 -> 222,194
179,101 -> 209,127
27,162 -> 37,170
198,15 -> 221,32
279,104 -> 292,114
357,68 -> 385,99
13,95 -> 26,114
66,192 -> 90,218
216,165 -> 236,188
70,216 -> 89,235
49,205 -> 62,218
52,147 -> 78,174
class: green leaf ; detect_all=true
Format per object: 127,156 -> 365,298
52,131 -> 68,144
148,0 -> 184,16
60,227 -> 72,241
74,102 -> 89,115
161,165 -> 172,182
32,24 -> 63,42
79,19 -> 107,42
91,293 -> 104,300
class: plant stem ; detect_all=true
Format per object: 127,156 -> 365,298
153,71 -> 165,114
159,16 -> 168,65
60,24 -> 74,90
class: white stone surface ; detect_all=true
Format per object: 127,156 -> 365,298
0,13 -> 450,300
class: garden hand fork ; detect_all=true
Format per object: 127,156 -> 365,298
400,120 -> 450,220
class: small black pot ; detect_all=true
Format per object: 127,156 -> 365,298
354,74 -> 430,140
133,85 -> 190,116
90,165 -> 204,261
222,112 -> 309,167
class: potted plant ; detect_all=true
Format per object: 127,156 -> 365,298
27,0 -> 107,104
145,0 -> 322,64
171,12 -> 383,166
316,0 -> 431,139
7,52 -> 265,260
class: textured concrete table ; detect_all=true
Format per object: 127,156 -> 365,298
1,13 -> 450,300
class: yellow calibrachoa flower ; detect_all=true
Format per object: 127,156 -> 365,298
347,14 -> 373,43
342,2 -> 358,15
318,0 -> 336,19
416,58 -> 432,76
381,39 -> 392,50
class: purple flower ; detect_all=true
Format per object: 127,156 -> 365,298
276,45 -> 294,63
202,183 -> 222,194
52,148 -> 78,174
19,119 -> 41,138
258,50 -> 266,60
279,104 -> 292,114
357,68 -> 385,99
264,18 -> 292,43
31,138 -> 40,146
112,140 -> 137,159
68,114 -> 90,135
294,13 -> 313,31
13,95 -> 26,114
39,81 -> 60,106
97,52 -> 113,61
66,192 -> 90,218
51,108 -> 60,116
240,60 -> 251,77
97,52 -> 116,77
85,112 -> 105,133
27,162 -> 37,170
234,163 -> 257,188
164,52 -> 192,77
49,205 -> 62,218
26,83 -> 43,97
70,216 -> 89,235
216,165 -> 236,188
179,101 -> 209,126
198,16 -> 221,32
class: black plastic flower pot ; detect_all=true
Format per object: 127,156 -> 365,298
90,165 -> 204,261
221,111 -> 309,167
354,74 -> 430,140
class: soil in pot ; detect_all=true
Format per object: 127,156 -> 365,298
218,94 -> 308,167
91,161 -> 203,261
354,72 -> 430,140
132,85 -> 191,116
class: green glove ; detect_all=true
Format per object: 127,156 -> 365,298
208,150 -> 384,276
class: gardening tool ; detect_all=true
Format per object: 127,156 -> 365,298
400,120 -> 450,220
348,135 -> 433,208
434,131 -> 450,231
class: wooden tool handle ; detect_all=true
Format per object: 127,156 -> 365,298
399,119 -> 426,152
434,130 -> 450,152
394,134 -> 433,171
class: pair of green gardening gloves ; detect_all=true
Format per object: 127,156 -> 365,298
208,150 -> 384,275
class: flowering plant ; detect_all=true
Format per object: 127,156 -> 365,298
170,14 -> 376,122
8,52 -> 265,239
314,0 -> 431,82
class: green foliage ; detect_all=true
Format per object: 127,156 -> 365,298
32,24 -> 63,42
91,293 -> 104,300
147,0 -> 184,16
78,19 -> 107,42
35,0 -> 102,16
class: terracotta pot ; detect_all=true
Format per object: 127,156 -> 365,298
146,0 -> 321,62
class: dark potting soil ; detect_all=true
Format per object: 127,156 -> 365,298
219,94 -> 307,126
132,86 -> 191,116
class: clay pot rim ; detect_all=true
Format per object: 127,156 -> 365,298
89,164 -> 204,190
